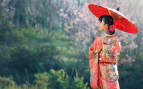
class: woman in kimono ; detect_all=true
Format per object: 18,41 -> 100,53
88,15 -> 121,89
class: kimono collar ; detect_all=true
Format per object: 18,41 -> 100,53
103,33 -> 116,45
103,33 -> 116,38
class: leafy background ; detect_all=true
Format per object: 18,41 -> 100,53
0,0 -> 143,89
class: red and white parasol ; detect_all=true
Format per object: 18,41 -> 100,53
88,4 -> 138,34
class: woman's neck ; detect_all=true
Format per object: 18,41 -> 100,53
104,32 -> 115,38
104,32 -> 112,36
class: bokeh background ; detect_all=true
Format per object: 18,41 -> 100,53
0,0 -> 143,89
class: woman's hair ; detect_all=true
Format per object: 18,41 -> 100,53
99,15 -> 115,35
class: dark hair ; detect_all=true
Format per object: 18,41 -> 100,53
99,15 -> 115,35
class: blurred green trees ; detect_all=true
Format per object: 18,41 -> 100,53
0,69 -> 89,89
0,0 -> 143,89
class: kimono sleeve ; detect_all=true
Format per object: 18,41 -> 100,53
88,37 -> 99,60
88,37 -> 101,89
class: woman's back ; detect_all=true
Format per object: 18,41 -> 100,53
89,33 -> 121,64
99,33 -> 121,64
88,33 -> 121,89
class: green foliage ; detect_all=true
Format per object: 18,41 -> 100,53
118,49 -> 143,89
0,69 -> 89,89
34,69 -> 69,89
139,51 -> 143,60
0,27 -> 61,83
34,69 -> 89,89
71,76 -> 89,89
0,25 -> 91,88
0,77 -> 15,89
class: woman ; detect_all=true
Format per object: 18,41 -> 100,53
88,15 -> 121,89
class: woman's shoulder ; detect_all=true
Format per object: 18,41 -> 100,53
95,36 -> 103,41
92,36 -> 103,45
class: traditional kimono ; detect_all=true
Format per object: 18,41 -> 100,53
88,33 -> 121,89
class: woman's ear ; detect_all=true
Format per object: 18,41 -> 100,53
104,24 -> 108,29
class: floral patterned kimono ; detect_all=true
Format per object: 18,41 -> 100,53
88,33 -> 121,89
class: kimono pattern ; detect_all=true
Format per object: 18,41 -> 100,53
88,33 -> 121,89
